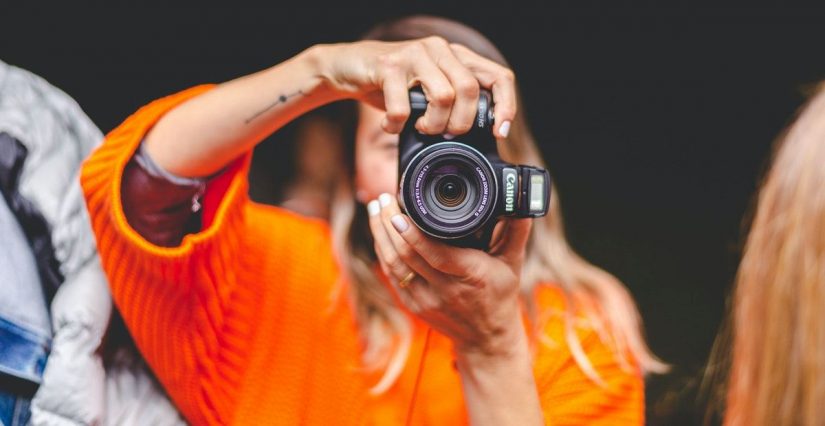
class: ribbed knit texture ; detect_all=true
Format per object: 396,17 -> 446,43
81,86 -> 644,425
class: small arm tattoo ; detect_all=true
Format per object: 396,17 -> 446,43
244,90 -> 306,124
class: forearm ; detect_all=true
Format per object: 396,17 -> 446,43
456,321 -> 544,426
144,44 -> 343,178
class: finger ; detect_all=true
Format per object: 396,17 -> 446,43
369,237 -> 434,318
490,218 -> 532,268
370,242 -> 419,310
380,70 -> 412,134
422,37 -> 480,136
411,55 -> 455,135
488,219 -> 508,253
367,199 -> 414,283
449,43 -> 517,139
377,193 -> 447,285
376,194 -> 484,278
396,274 -> 441,317
377,262 -> 420,313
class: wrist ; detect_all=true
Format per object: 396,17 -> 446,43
300,42 -> 354,101
454,320 -> 542,426
250,43 -> 349,116
454,310 -> 530,367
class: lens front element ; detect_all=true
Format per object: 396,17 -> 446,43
435,175 -> 466,208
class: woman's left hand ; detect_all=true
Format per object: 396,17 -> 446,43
367,193 -> 532,358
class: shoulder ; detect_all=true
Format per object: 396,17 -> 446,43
530,284 -> 596,362
531,283 -> 638,373
530,284 -> 645,424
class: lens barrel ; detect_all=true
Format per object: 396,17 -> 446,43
399,142 -> 497,240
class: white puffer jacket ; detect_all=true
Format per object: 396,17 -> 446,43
0,60 -> 184,425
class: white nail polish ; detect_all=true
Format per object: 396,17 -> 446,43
378,193 -> 392,208
499,121 -> 511,138
443,133 -> 455,140
367,200 -> 380,216
391,215 -> 409,232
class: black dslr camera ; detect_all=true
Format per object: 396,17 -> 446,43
397,88 -> 551,249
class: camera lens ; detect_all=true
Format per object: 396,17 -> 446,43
400,142 -> 497,240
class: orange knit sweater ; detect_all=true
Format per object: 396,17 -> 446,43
81,86 -> 645,425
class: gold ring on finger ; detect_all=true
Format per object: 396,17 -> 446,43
398,272 -> 416,289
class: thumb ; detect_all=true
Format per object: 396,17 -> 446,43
490,218 -> 532,268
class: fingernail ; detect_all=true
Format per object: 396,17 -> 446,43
499,121 -> 511,138
378,193 -> 392,208
443,133 -> 455,140
391,215 -> 409,232
367,200 -> 380,216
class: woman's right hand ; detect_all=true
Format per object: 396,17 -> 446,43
142,37 -> 517,178
313,37 -> 517,138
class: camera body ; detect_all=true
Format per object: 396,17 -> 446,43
398,87 -> 551,249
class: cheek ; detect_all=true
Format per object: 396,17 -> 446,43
356,153 -> 398,201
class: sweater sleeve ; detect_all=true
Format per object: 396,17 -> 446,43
532,289 -> 645,426
80,85 -> 254,425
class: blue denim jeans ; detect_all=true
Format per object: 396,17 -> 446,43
0,392 -> 31,426
0,316 -> 49,426
0,174 -> 52,425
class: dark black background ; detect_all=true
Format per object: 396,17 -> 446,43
4,2 -> 825,424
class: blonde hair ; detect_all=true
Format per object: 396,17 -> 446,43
723,84 -> 825,426
330,15 -> 666,393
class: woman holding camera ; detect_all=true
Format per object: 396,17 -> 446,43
81,16 -> 663,425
